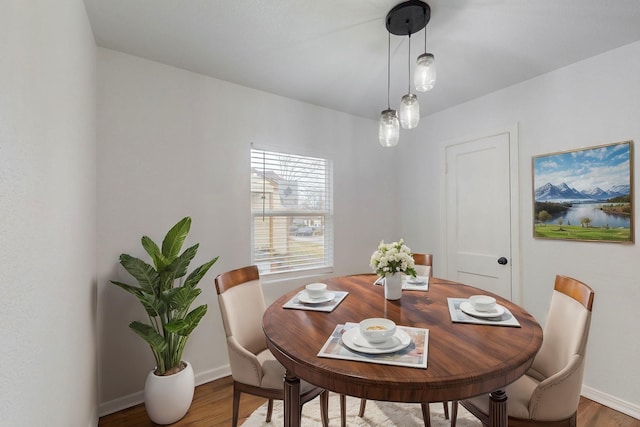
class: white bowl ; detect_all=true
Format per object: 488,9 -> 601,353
359,318 -> 396,343
469,295 -> 497,312
305,283 -> 328,299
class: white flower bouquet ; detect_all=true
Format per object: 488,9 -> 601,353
369,239 -> 417,277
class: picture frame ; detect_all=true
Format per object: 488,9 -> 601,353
532,140 -> 634,243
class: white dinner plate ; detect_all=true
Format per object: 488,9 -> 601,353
460,301 -> 505,318
405,276 -> 428,284
341,327 -> 411,354
297,291 -> 335,304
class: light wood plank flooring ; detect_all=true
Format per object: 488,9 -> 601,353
99,376 -> 639,426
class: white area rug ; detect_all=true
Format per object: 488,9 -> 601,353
241,393 -> 481,426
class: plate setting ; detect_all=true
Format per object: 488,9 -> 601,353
341,327 -> 411,354
405,276 -> 427,284
297,290 -> 335,304
459,301 -> 505,319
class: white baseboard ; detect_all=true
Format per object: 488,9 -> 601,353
582,385 -> 640,420
99,389 -> 145,418
97,365 -> 231,417
195,364 -> 231,387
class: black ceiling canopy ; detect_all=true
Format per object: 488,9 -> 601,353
386,0 -> 431,36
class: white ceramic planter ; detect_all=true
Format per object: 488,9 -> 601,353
144,361 -> 195,425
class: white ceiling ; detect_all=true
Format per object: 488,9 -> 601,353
84,0 -> 640,120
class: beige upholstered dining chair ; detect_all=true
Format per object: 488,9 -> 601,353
451,274 -> 595,427
358,253 -> 450,427
215,265 -> 330,427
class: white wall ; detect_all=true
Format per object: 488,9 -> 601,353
96,48 -> 397,412
0,1 -> 97,426
398,41 -> 640,416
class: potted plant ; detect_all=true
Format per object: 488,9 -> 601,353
111,217 -> 218,424
370,239 -> 416,300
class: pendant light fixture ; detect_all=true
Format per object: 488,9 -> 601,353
399,33 -> 419,129
414,21 -> 436,92
379,31 -> 399,147
380,0 -> 431,145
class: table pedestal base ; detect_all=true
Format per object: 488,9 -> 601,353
489,389 -> 508,427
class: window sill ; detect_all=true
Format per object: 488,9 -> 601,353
259,266 -> 334,284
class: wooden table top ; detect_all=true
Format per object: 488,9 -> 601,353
263,274 -> 542,403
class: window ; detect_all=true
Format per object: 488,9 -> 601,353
251,148 -> 333,276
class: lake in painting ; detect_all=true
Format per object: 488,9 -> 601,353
544,202 -> 630,228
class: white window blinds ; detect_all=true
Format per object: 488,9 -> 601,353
251,148 -> 333,275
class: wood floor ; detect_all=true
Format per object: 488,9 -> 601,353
98,376 -> 263,427
99,376 -> 640,426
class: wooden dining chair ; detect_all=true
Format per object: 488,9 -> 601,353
215,265 -> 330,427
358,253 -> 450,427
412,253 -> 433,278
450,274 -> 595,427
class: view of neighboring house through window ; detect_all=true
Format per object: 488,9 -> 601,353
250,148 -> 333,275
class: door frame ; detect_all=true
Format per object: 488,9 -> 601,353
439,124 -> 522,303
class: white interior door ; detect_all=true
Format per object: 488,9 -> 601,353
444,130 -> 518,300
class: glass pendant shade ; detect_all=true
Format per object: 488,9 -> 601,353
399,93 -> 420,129
379,109 -> 400,147
414,53 -> 436,92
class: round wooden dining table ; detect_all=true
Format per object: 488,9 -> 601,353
263,274 -> 543,427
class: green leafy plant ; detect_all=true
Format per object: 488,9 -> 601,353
111,217 -> 218,375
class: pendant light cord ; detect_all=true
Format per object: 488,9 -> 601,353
424,23 -> 427,53
387,31 -> 391,109
407,33 -> 411,94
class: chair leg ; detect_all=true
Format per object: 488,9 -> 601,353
340,394 -> 347,427
341,394 -> 347,427
358,398 -> 367,417
266,398 -> 274,423
450,400 -> 458,427
421,403 -> 431,427
443,401 -> 450,420
232,386 -> 241,427
320,391 -> 329,427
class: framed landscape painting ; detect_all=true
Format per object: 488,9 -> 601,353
532,140 -> 634,243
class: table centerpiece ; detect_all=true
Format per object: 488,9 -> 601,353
369,239 -> 416,300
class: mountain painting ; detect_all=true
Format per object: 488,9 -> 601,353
532,140 -> 634,243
